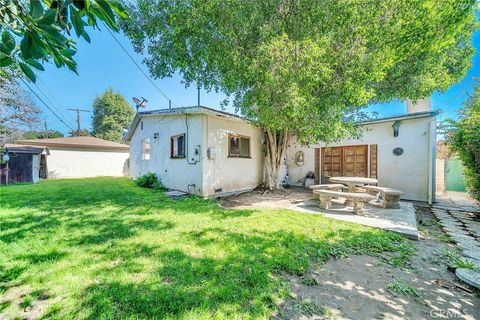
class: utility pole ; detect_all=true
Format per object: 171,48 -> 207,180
67,108 -> 90,136
44,120 -> 48,138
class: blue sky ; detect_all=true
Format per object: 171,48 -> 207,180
27,27 -> 480,134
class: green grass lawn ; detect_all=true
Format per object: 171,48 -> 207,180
0,178 -> 411,319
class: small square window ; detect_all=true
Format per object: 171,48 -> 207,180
171,134 -> 185,158
228,134 -> 250,157
142,138 -> 150,160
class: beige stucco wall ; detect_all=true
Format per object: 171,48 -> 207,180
202,115 -> 264,196
47,148 -> 129,179
286,116 -> 436,202
129,113 -> 264,197
129,114 -> 204,195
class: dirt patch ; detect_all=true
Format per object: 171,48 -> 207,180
274,206 -> 480,320
221,187 -> 314,210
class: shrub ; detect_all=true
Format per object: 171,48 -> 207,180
448,83 -> 480,201
135,172 -> 165,190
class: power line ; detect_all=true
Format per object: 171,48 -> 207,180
67,108 -> 91,136
36,75 -> 73,125
20,78 -> 76,131
33,81 -> 75,128
101,21 -> 178,108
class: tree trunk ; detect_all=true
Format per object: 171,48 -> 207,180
264,128 -> 289,190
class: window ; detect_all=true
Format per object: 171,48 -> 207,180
141,138 -> 150,160
228,134 -> 250,158
171,134 -> 185,158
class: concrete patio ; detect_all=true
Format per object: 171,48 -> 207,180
223,187 -> 419,239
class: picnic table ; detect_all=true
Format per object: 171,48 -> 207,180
329,176 -> 378,206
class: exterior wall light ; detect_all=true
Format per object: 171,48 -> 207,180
392,121 -> 401,137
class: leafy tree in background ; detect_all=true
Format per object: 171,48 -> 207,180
123,0 -> 478,189
448,83 -> 480,201
0,67 -> 41,149
0,0 -> 128,82
22,129 -> 64,139
68,128 -> 89,137
92,87 -> 134,143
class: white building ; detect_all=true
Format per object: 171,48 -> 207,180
286,100 -> 438,203
125,106 -> 264,197
17,136 -> 130,179
126,101 -> 438,202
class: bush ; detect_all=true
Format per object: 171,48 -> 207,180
448,84 -> 480,201
135,172 -> 165,190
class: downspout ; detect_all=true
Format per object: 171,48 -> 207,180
427,117 -> 436,204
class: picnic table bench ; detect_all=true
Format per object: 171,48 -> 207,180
362,186 -> 404,209
313,189 -> 375,215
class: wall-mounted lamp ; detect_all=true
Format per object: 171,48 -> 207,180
392,121 -> 401,137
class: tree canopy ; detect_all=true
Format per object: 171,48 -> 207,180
91,87 -> 135,143
0,67 -> 41,147
447,81 -> 480,201
0,0 -> 128,81
123,0 -> 478,188
22,129 -> 64,139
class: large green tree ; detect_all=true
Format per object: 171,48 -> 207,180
123,0 -> 478,189
0,0 -> 128,81
92,87 -> 134,142
448,82 -> 480,201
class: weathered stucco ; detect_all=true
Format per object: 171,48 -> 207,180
129,111 -> 264,197
285,116 -> 436,202
47,148 -> 129,179
202,115 -> 264,196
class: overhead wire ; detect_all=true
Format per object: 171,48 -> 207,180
101,21 -> 179,108
20,78 -> 76,131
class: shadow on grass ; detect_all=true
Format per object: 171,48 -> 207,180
79,227 -> 407,319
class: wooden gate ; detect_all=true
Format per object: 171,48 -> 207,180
321,145 -> 369,182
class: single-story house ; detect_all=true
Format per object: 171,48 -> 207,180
124,106 -> 264,197
125,100 -> 437,202
0,144 -> 49,185
16,136 -> 130,179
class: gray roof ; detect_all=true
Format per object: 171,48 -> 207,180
5,144 -> 49,155
16,136 -> 129,150
124,105 -> 440,143
359,110 -> 440,125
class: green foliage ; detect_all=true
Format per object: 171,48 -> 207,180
68,128 -> 90,137
123,0 -> 477,145
135,172 -> 165,190
0,177 -> 410,319
0,0 -> 128,81
387,279 -> 420,297
91,87 -> 135,142
443,249 -> 480,271
447,81 -> 480,201
22,129 -> 63,139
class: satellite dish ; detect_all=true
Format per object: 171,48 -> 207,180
132,97 -> 142,105
132,97 -> 148,111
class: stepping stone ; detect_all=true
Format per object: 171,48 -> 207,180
455,268 -> 480,289
456,241 -> 480,252
449,233 -> 476,242
463,249 -> 480,261
463,257 -> 480,270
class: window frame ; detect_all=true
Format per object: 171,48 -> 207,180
228,134 -> 251,158
170,133 -> 186,159
141,138 -> 151,161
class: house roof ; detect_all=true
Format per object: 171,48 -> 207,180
359,110 -> 440,125
16,136 -> 129,151
123,105 -> 440,143
4,144 -> 49,155
124,105 -> 247,143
